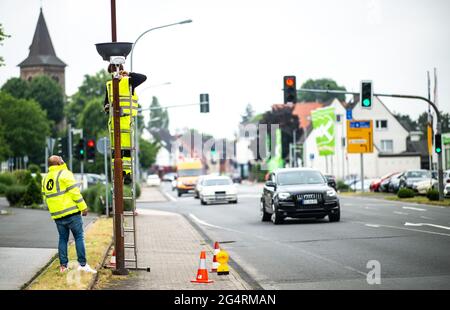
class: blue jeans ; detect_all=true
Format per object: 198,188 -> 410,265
55,213 -> 86,267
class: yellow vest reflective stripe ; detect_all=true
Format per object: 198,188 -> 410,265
42,164 -> 87,220
106,77 -> 139,116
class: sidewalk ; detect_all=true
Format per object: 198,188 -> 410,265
98,186 -> 252,290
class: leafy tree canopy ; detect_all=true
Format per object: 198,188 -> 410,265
148,96 -> 169,132
298,78 -> 346,103
0,24 -> 10,67
139,138 -> 160,169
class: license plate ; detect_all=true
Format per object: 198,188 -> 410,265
303,199 -> 318,205
215,195 -> 226,200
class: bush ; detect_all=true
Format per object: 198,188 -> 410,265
426,189 -> 440,201
250,163 -> 268,183
0,183 -> 8,195
13,170 -> 33,186
397,188 -> 415,199
28,164 -> 41,174
35,172 -> 43,185
5,185 -> 27,206
0,172 -> 15,186
336,180 -> 351,192
22,179 -> 43,206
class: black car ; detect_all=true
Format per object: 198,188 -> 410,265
323,174 -> 336,191
260,168 -> 340,225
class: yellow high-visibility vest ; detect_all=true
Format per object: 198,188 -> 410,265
106,76 -> 139,116
41,164 -> 87,220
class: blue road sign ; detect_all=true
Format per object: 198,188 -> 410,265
346,109 -> 352,120
349,121 -> 370,128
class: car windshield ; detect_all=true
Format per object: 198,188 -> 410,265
178,169 -> 202,177
204,178 -> 232,186
148,175 -> 158,179
277,171 -> 326,186
406,171 -> 430,178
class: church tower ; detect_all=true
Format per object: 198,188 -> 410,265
18,8 -> 66,93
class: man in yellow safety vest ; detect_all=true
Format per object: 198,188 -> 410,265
41,155 -> 97,274
104,64 -> 146,184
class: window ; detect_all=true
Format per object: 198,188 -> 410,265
336,114 -> 342,123
380,140 -> 393,153
375,120 -> 388,130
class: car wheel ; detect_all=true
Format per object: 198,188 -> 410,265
260,200 -> 271,222
200,199 -> 207,205
194,192 -> 199,199
271,203 -> 284,225
230,199 -> 238,204
329,209 -> 340,222
177,190 -> 183,197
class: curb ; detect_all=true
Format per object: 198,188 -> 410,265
22,216 -> 100,290
341,194 -> 449,208
183,214 -> 264,290
88,239 -> 114,290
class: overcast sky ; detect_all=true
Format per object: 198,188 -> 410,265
1,0 -> 449,139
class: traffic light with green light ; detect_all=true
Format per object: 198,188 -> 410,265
435,133 -> 442,154
361,81 -> 373,109
75,138 -> 85,160
283,76 -> 297,104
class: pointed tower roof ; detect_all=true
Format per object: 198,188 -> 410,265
18,8 -> 66,68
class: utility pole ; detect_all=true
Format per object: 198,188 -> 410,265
68,123 -> 73,171
293,129 -> 297,167
111,0 -> 127,275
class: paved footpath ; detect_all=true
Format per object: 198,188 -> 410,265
99,186 -> 253,290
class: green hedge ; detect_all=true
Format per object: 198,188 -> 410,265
397,188 -> 415,198
0,172 -> 15,186
28,164 -> 41,174
22,180 -> 43,206
426,189 -> 440,201
13,170 -> 33,186
82,183 -> 141,214
336,180 -> 351,192
6,185 -> 28,206
0,183 -> 8,195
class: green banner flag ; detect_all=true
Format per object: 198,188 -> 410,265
266,128 -> 284,172
311,107 -> 335,156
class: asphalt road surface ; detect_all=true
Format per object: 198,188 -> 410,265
138,182 -> 450,290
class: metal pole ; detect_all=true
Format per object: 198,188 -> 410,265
68,123 -> 73,171
293,130 -> 297,167
111,0 -> 127,276
360,153 -> 364,193
104,137 -> 109,217
45,147 -> 48,172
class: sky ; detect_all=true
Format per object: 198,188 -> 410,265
1,0 -> 449,139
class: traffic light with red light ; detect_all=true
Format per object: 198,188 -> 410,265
283,76 -> 297,104
75,138 -> 85,160
86,139 -> 96,161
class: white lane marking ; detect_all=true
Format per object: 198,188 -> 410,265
188,213 -> 243,234
420,216 -> 434,220
394,211 -> 409,215
405,222 -> 450,231
365,224 -> 380,228
162,190 -> 177,202
402,207 -> 426,212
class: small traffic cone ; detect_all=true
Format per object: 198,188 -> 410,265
211,242 -> 220,272
191,250 -> 213,283
109,249 -> 116,268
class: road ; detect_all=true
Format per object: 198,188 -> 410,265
0,198 -> 96,290
138,182 -> 450,290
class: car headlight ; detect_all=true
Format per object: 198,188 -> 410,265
326,189 -> 337,197
278,192 -> 290,200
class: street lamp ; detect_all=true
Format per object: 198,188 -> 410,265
131,19 -> 192,182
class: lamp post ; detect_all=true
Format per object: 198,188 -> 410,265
130,19 -> 192,182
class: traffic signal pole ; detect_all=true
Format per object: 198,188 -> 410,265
297,88 -> 445,201
110,0 -> 127,276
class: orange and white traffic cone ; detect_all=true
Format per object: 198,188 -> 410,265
211,242 -> 220,272
191,250 -> 213,283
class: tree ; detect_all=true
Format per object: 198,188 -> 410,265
0,123 -> 11,162
298,78 -> 346,103
0,92 -> 50,164
1,77 -> 30,99
66,70 -> 110,125
28,75 -> 65,125
241,104 -> 255,124
394,113 -> 418,132
0,24 -> 10,67
78,98 -> 108,138
148,96 -> 169,131
139,138 -> 160,169
259,106 -> 300,160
